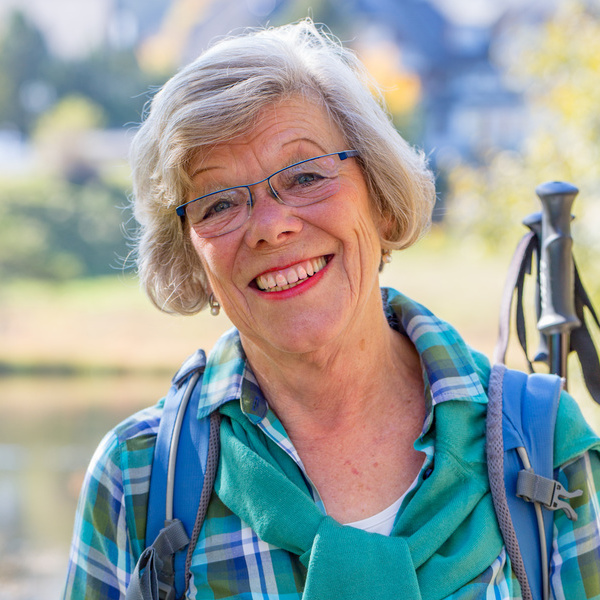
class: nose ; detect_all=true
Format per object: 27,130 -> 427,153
243,184 -> 303,248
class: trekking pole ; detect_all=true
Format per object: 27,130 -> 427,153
535,181 -> 581,385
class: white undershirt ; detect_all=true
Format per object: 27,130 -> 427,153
344,494 -> 405,536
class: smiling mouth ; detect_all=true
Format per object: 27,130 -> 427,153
254,256 -> 329,292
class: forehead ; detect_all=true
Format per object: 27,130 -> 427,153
188,97 -> 347,177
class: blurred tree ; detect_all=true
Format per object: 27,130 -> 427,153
35,94 -> 106,134
0,10 -> 166,282
33,94 -> 107,181
0,176 -> 131,281
49,49 -> 166,129
0,10 -> 166,136
0,11 -> 53,134
445,0 -> 600,298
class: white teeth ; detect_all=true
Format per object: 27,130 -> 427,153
255,257 -> 328,291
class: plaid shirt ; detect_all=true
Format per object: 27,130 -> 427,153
63,289 -> 600,599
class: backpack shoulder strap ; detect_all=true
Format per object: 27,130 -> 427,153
487,364 -> 582,600
127,349 -> 221,600
146,349 -> 208,548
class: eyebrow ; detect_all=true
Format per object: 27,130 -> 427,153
190,164 -> 225,179
282,138 -> 328,160
190,139 -> 330,180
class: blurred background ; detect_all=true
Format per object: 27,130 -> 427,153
1,0 -> 599,597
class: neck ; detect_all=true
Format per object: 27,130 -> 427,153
240,301 -> 422,440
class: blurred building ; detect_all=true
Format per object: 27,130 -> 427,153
0,0 -> 560,171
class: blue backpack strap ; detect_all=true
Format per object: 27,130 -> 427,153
132,349 -> 212,600
146,350 -> 207,543
487,364 -> 581,600
501,367 -> 559,600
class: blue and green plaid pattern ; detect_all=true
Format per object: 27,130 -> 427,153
63,289 -> 600,599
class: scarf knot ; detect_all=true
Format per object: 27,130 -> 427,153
215,400 -> 503,600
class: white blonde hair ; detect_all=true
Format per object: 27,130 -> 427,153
130,18 -> 436,315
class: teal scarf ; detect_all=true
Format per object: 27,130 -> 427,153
215,398 -> 503,600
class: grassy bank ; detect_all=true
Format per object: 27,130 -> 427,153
2,231 -> 599,429
2,233 -> 502,373
0,274 -> 233,376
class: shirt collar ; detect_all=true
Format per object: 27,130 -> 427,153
196,328 -> 246,419
197,288 -> 490,428
382,288 -> 490,435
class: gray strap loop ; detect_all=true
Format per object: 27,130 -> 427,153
125,520 -> 190,600
571,263 -> 600,403
154,519 -> 190,558
126,546 -> 159,600
494,231 -> 537,367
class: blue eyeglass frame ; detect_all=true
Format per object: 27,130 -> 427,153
175,150 -> 360,219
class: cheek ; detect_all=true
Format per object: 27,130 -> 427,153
189,231 -> 239,287
327,186 -> 382,240
189,234 -> 219,280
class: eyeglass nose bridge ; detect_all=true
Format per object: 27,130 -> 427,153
231,176 -> 294,235
245,174 -> 285,212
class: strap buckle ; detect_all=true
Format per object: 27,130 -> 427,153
517,468 -> 583,521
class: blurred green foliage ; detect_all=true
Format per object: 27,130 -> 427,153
35,94 -> 107,137
0,176 -> 132,280
0,10 -> 165,281
0,10 -> 166,135
0,11 -> 50,134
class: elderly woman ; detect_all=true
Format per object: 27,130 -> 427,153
64,19 -> 600,600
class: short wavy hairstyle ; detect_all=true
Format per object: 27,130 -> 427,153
130,18 -> 436,315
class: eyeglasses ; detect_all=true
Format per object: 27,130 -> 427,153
176,150 -> 359,238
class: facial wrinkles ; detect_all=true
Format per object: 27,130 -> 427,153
188,99 -> 379,335
188,102 -> 340,199
339,183 -> 383,298
192,142 -> 327,198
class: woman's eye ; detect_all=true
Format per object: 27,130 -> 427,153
206,199 -> 232,216
286,169 -> 330,190
200,192 -> 244,220
295,171 -> 321,186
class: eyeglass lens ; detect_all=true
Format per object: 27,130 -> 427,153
184,154 -> 345,237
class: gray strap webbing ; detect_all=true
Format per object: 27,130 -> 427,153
571,263 -> 600,402
183,410 -> 221,592
493,231 -> 537,369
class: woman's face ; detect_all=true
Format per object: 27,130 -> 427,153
187,97 -> 387,358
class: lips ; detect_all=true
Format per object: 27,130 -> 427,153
255,256 -> 328,292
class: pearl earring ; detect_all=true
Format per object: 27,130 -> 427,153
208,293 -> 221,316
382,250 -> 392,264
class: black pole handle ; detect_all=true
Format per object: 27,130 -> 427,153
536,181 -> 581,336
